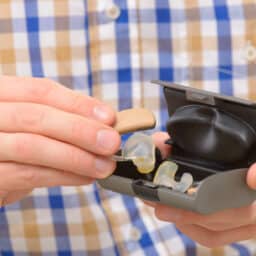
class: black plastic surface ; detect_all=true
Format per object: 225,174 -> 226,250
167,104 -> 256,168
163,84 -> 256,171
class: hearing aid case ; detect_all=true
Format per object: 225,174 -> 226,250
98,81 -> 256,214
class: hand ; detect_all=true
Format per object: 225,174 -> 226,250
0,76 -> 121,206
144,132 -> 256,248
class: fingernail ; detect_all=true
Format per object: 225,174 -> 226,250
97,129 -> 119,152
93,105 -> 112,121
95,158 -> 115,177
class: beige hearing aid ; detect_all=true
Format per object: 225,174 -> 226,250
114,108 -> 156,134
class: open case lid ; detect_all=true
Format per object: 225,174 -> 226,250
152,80 -> 256,171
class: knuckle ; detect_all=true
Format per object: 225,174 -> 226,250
69,149 -> 81,168
14,105 -> 46,131
12,134 -> 33,160
20,168 -> 38,185
68,148 -> 92,173
71,120 -> 85,141
70,94 -> 86,113
27,78 -> 55,100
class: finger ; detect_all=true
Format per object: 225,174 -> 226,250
0,162 -> 93,191
176,223 -> 256,248
0,102 -> 121,156
247,163 -> 256,189
152,132 -> 171,158
154,204 -> 203,225
142,200 -> 157,208
0,132 -> 116,179
154,202 -> 256,231
2,189 -> 33,206
0,76 -> 115,125
0,190 -> 9,207
197,202 -> 256,231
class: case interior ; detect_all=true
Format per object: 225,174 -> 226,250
112,82 -> 256,184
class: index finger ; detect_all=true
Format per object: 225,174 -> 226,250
0,76 -> 115,125
152,201 -> 256,229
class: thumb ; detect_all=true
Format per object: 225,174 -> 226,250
246,163 -> 256,189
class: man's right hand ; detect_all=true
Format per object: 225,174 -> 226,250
0,76 -> 121,206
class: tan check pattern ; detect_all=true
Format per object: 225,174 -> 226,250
1,0 -> 256,255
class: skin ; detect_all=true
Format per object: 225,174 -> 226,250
146,132 -> 256,248
0,76 -> 121,205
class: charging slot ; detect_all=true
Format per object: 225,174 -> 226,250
132,180 -> 160,201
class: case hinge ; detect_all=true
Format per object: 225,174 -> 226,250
186,91 -> 216,105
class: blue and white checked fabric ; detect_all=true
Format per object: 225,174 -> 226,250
1,0 -> 256,255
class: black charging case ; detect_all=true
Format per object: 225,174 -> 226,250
98,81 -> 256,214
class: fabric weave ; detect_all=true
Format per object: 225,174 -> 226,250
1,0 -> 256,255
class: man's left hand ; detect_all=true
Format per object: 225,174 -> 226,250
145,132 -> 256,248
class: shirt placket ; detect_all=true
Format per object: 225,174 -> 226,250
91,1 -> 162,254
89,0 -> 143,111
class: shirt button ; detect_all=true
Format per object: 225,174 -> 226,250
129,227 -> 142,241
105,3 -> 121,20
243,41 -> 256,62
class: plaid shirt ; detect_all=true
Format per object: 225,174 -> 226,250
1,0 -> 256,255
